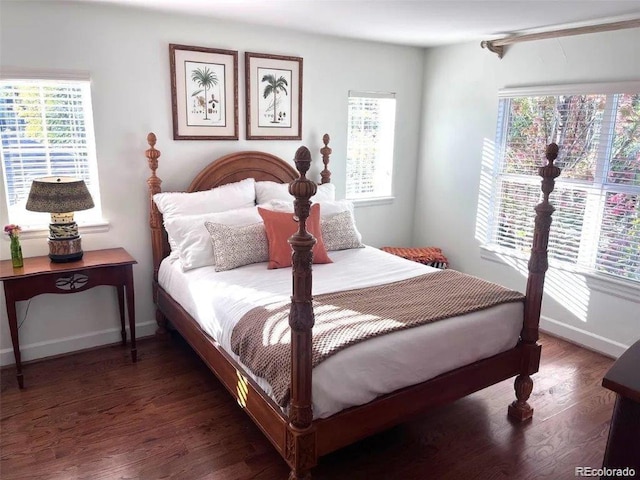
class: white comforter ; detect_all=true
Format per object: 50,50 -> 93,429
159,246 -> 522,418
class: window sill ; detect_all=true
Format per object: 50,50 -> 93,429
349,196 -> 395,208
5,220 -> 111,240
479,244 -> 640,303
584,272 -> 640,303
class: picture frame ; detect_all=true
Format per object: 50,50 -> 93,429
169,44 -> 238,140
245,52 -> 303,140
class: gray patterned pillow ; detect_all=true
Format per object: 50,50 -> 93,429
321,211 -> 364,251
204,221 -> 269,271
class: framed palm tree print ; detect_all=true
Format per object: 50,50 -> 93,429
169,44 -> 238,140
245,52 -> 303,140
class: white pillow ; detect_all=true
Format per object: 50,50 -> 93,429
204,222 -> 269,272
153,178 -> 256,218
255,181 -> 335,204
260,199 -> 355,218
258,199 -> 294,213
317,199 -> 356,218
164,206 -> 262,271
153,178 -> 256,259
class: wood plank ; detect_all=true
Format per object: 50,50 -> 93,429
1,333 -> 615,480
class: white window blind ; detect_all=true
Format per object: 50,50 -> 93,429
0,78 -> 102,226
346,91 -> 396,200
488,84 -> 640,282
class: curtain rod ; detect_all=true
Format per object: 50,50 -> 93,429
481,18 -> 640,58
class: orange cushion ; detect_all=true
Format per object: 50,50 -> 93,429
381,247 -> 449,268
258,204 -> 332,269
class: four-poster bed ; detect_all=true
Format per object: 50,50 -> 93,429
144,132 -> 561,479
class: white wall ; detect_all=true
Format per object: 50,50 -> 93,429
0,1 -> 425,365
416,29 -> 640,357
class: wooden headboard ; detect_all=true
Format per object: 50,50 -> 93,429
144,133 -> 332,280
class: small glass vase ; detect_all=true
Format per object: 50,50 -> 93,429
10,236 -> 23,268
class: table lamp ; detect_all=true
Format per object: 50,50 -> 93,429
26,176 -> 95,262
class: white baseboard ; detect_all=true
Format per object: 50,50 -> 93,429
539,315 -> 630,359
0,321 -> 157,366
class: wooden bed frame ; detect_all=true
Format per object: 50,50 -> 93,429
145,132 -> 561,479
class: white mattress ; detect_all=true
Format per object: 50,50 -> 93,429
159,246 -> 523,419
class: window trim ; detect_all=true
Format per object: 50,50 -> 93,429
350,196 -> 396,208
498,81 -> 640,98
2,220 -> 110,240
0,68 -> 107,229
345,90 -> 397,202
479,244 -> 640,303
0,67 -> 92,82
485,81 -> 640,284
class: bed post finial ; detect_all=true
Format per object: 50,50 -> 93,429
286,145 -> 318,479
508,143 -> 561,423
146,133 -> 160,173
320,134 -> 332,184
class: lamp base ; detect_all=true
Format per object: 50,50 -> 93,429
48,237 -> 83,263
49,251 -> 84,263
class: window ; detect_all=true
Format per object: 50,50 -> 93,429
487,83 -> 640,283
0,76 -> 102,227
346,91 -> 396,200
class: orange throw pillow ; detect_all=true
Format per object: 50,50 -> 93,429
258,203 -> 332,269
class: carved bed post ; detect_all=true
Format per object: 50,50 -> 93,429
145,132 -> 168,335
509,143 -> 562,422
286,146 -> 318,479
319,133 -> 332,184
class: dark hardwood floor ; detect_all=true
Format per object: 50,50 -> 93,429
1,332 -> 617,480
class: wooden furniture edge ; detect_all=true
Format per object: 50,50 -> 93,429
602,339 -> 640,404
0,248 -> 137,280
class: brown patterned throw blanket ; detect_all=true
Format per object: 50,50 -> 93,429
230,269 -> 525,408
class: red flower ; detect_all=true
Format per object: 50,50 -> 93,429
4,224 -> 22,238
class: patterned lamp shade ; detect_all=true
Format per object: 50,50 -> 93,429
26,176 -> 94,213
25,177 -> 94,263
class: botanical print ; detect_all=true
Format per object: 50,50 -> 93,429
170,44 -> 238,139
185,61 -> 226,127
245,52 -> 301,140
257,67 -> 292,128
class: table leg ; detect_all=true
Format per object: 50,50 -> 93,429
116,285 -> 126,345
4,287 -> 23,389
124,265 -> 136,362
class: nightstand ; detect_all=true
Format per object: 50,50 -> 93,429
0,247 -> 138,388
601,340 -> 640,475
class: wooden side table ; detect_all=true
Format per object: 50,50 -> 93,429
601,339 -> 640,476
0,247 -> 138,388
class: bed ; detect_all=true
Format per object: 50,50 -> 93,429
144,133 -> 561,479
